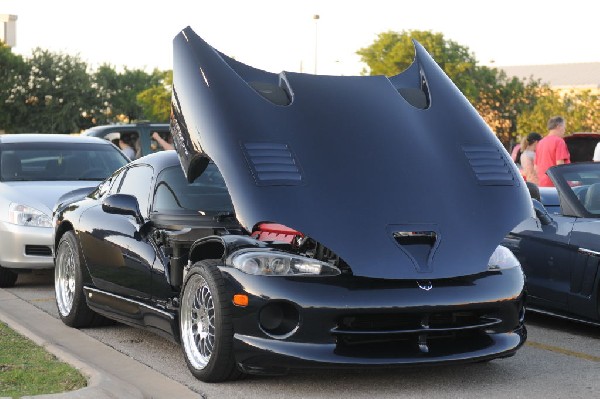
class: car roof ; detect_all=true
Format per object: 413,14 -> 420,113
0,133 -> 110,145
129,149 -> 181,170
564,132 -> 600,163
83,123 -> 169,134
565,132 -> 600,139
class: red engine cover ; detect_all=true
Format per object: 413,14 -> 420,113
251,223 -> 303,244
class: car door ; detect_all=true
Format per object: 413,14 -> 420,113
567,218 -> 600,319
79,165 -> 156,299
510,210 -> 575,310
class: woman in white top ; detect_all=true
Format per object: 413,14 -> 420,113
518,132 -> 542,185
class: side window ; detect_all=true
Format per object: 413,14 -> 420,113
118,165 -> 154,218
150,129 -> 174,153
108,169 -> 126,195
112,131 -> 141,160
152,164 -> 233,214
91,168 -> 126,199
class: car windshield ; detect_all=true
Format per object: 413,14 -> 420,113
554,166 -> 600,215
152,164 -> 233,214
0,142 -> 129,182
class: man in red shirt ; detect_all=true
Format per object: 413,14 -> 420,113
535,116 -> 570,187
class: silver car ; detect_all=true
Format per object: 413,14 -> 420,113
0,134 -> 129,287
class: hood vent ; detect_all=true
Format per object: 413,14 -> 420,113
391,230 -> 438,273
242,142 -> 303,186
463,146 -> 516,186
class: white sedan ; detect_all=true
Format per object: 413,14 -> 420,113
0,134 -> 129,287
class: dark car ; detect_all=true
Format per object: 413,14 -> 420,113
504,162 -> 600,325
53,26 -> 532,382
81,122 -> 171,159
565,132 -> 600,163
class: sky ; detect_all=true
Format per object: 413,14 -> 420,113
1,0 -> 598,76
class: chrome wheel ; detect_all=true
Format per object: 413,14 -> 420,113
55,239 -> 76,317
181,274 -> 215,370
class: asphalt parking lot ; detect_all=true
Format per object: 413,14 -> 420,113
4,271 -> 600,399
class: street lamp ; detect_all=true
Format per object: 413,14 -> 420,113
313,14 -> 320,74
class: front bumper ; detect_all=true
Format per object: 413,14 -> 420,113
0,221 -> 54,269
220,266 -> 526,374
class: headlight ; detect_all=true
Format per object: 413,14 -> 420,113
487,245 -> 520,270
8,203 -> 52,227
231,251 -> 341,276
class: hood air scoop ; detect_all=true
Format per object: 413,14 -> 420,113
389,226 -> 440,273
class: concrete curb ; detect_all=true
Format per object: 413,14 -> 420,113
0,289 -> 198,399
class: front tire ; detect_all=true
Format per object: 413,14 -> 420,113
54,231 -> 102,327
0,266 -> 18,288
180,260 -> 242,382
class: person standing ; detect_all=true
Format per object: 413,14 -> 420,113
152,131 -> 174,150
534,116 -> 570,187
118,134 -> 136,160
519,132 -> 542,184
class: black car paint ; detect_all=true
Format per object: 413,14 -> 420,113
171,27 -> 533,280
55,150 -> 527,373
505,163 -> 600,324
53,26 -> 531,378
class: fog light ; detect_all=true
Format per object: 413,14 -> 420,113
258,301 -> 300,338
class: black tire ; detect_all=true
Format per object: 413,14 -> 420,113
54,231 -> 103,328
179,259 -> 243,382
0,266 -> 18,288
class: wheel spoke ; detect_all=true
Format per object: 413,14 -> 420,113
56,239 -> 77,317
180,273 -> 221,370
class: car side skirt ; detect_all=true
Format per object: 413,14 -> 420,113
527,306 -> 600,327
83,286 -> 179,342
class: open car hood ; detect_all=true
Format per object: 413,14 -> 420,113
170,26 -> 533,279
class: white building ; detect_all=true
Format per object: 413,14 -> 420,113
500,63 -> 600,92
1,14 -> 17,47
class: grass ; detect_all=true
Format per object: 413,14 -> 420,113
0,321 -> 87,398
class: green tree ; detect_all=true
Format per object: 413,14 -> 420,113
517,88 -> 600,136
92,66 -> 160,123
357,30 -> 480,98
356,30 -> 543,146
92,64 -> 120,124
0,41 -> 29,132
563,89 -> 600,133
6,48 -> 97,133
137,69 -> 172,122
473,66 -> 543,145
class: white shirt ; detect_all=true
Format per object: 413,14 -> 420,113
121,146 -> 136,160
594,142 -> 600,162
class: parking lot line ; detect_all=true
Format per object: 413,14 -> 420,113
527,340 -> 600,362
29,297 -> 55,302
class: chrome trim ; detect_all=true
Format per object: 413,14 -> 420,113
578,248 -> 600,257
527,306 -> 600,327
331,317 -> 502,335
83,286 -> 174,319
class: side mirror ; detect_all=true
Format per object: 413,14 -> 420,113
532,199 -> 553,225
102,194 -> 143,224
526,181 -> 541,202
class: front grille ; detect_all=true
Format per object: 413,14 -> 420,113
332,310 -> 502,356
25,245 -> 53,256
